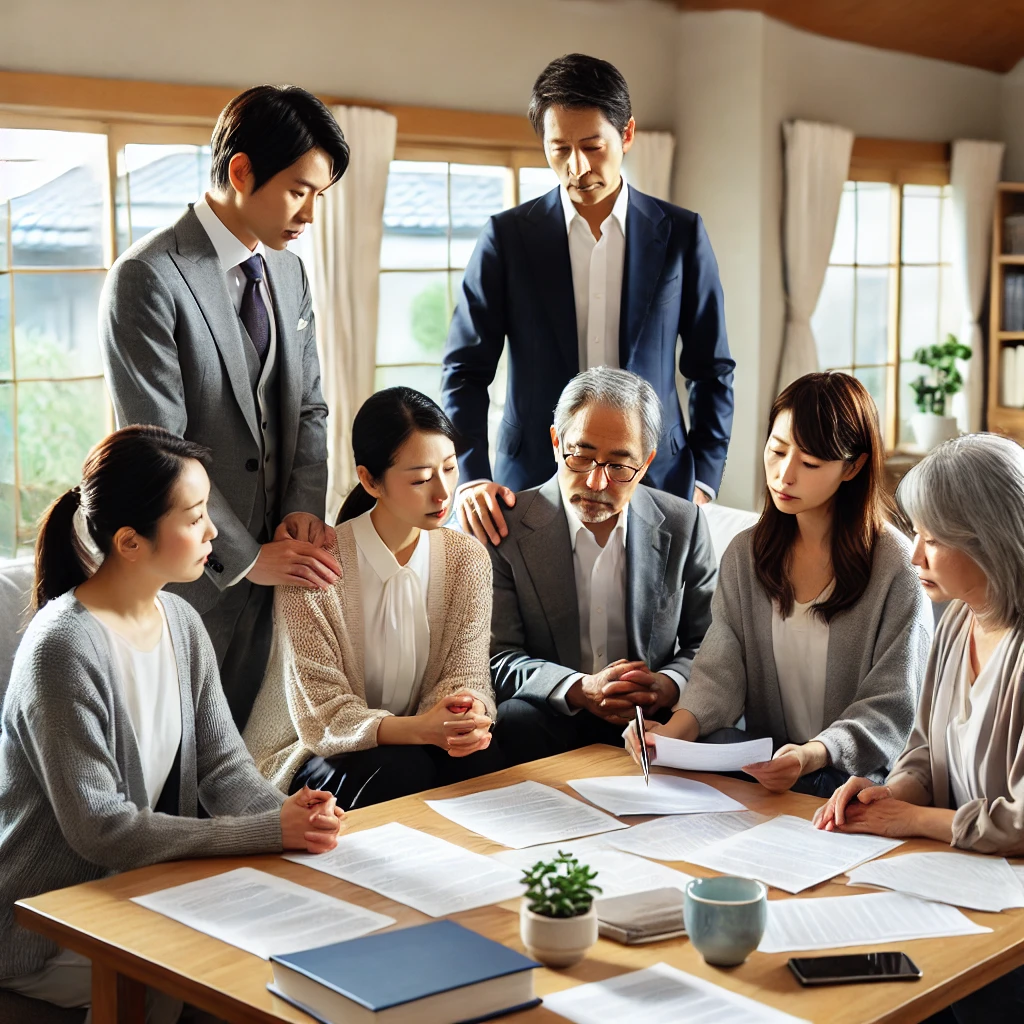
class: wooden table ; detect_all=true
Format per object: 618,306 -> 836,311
16,746 -> 1024,1024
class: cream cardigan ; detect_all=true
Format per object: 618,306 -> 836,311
244,522 -> 496,790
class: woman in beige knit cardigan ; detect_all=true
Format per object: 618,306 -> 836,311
245,388 -> 503,808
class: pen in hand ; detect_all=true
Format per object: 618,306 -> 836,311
635,704 -> 650,787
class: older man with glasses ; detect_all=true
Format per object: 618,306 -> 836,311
490,367 -> 718,764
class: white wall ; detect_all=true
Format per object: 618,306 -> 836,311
0,0 -> 679,127
1004,60 -> 1024,182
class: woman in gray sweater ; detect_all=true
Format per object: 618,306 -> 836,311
628,373 -> 933,796
0,426 -> 343,1022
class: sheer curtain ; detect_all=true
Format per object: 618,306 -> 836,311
623,130 -> 675,200
311,106 -> 397,518
776,120 -> 854,392
950,139 -> 1004,432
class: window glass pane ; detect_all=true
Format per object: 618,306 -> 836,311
900,266 -> 940,359
901,191 -> 940,264
449,164 -> 509,270
898,360 -> 922,445
855,184 -> 892,266
940,187 -> 956,264
829,185 -> 856,264
0,382 -> 14,557
0,276 -> 10,377
4,129 -> 107,268
811,266 -> 854,367
380,161 -> 448,270
13,271 -> 106,378
519,166 -> 559,204
376,271 -> 450,367
939,265 -> 962,344
373,364 -> 443,405
17,378 -> 107,537
854,365 -> 887,434
0,201 -> 8,270
116,144 -> 211,252
854,267 -> 889,365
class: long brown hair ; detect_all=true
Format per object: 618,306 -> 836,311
752,372 -> 893,622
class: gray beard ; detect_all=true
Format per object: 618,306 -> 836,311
571,491 -> 617,523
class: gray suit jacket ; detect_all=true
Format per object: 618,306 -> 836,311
99,207 -> 328,613
490,476 -> 717,707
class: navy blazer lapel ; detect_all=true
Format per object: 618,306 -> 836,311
625,487 -> 671,661
170,208 -> 260,445
262,248 -> 299,483
620,188 -> 670,367
519,476 -> 582,670
517,190 -> 579,378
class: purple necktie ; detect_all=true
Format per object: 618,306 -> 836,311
239,254 -> 270,365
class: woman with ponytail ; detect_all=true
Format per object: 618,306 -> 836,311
245,387 -> 502,808
0,426 -> 343,1022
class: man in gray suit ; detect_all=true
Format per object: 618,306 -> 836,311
100,86 -> 349,728
491,367 -> 718,765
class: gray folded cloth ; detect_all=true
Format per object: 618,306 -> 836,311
596,888 -> 687,945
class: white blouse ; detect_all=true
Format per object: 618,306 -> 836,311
91,599 -> 182,805
946,625 -> 1009,809
351,509 -> 431,715
772,594 -> 830,744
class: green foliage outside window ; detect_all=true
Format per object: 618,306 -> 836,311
410,281 -> 449,356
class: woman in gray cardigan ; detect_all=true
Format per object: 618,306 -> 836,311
629,373 -> 933,796
0,426 -> 343,1022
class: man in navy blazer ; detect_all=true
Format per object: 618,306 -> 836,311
442,53 -> 735,545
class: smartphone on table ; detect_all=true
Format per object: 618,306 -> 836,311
788,952 -> 922,986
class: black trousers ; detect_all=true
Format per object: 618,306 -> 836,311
924,966 -> 1024,1023
289,740 -> 507,810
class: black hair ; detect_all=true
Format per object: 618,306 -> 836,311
337,388 -> 459,524
527,53 -> 633,138
34,425 -> 210,609
210,85 -> 350,193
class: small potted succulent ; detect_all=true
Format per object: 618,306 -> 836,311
909,333 -> 971,451
519,851 -> 602,968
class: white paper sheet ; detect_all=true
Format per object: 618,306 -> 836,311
686,814 -> 902,894
425,780 -> 628,849
846,851 -> 1024,913
604,811 -> 771,861
131,867 -> 394,960
492,848 -> 694,900
1012,863 -> 1024,892
284,822 -> 523,916
543,962 -> 811,1024
485,834 -> 616,869
758,891 -> 992,953
567,775 -> 747,817
651,734 -> 773,773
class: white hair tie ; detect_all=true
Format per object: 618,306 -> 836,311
72,503 -> 105,569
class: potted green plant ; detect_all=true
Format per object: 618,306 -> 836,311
519,851 -> 602,967
909,334 -> 972,451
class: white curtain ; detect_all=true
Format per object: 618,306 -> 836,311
623,130 -> 675,200
776,120 -> 854,392
950,139 -> 1004,432
311,105 -> 397,517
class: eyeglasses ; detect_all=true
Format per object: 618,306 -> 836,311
561,450 -> 644,483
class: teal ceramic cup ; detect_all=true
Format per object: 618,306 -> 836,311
683,876 -> 767,967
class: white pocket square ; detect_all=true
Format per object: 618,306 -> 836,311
296,317 -> 309,331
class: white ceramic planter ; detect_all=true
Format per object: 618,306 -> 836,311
520,902 -> 597,968
911,413 -> 959,451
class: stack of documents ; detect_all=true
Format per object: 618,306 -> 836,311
605,811 -> 770,861
758,891 -> 991,953
131,867 -> 394,959
285,822 -> 524,916
650,734 -> 773,772
543,962 -> 811,1024
685,814 -> 902,893
567,775 -> 747,816
425,781 -> 627,848
846,851 -> 1024,913
492,847 -> 694,900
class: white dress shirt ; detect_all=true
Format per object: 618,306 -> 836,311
90,599 -> 182,805
193,196 -> 279,584
351,510 -> 432,715
548,488 -> 685,716
772,594 -> 831,744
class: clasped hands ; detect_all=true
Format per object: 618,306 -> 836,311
248,511 -> 342,589
420,692 -> 494,757
280,784 -> 345,854
568,659 -> 679,725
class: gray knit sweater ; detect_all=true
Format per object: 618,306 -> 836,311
0,591 -> 285,981
677,525 -> 934,781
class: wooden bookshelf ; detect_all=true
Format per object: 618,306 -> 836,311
986,182 -> 1024,442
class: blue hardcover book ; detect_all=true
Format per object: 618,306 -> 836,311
268,920 -> 541,1024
